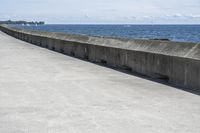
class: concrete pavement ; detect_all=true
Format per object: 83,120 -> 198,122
0,31 -> 200,133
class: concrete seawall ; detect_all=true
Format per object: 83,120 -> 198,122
0,24 -> 199,91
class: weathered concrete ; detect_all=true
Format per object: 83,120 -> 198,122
0,30 -> 200,133
0,24 -> 199,91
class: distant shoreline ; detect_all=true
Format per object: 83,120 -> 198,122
0,20 -> 45,25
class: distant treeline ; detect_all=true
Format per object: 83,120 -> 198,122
0,20 -> 45,25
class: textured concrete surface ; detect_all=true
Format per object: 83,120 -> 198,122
0,31 -> 200,133
1,25 -> 200,91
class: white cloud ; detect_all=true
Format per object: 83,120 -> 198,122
188,15 -> 200,19
84,14 -> 90,19
163,14 -> 200,19
172,13 -> 183,18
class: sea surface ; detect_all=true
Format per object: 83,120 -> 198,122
14,24 -> 200,43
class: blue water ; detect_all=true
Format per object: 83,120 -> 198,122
14,24 -> 200,43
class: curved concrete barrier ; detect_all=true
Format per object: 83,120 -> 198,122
0,24 -> 200,91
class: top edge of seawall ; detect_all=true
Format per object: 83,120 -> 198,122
1,24 -> 200,60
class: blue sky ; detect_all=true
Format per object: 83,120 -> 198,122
0,0 -> 200,24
